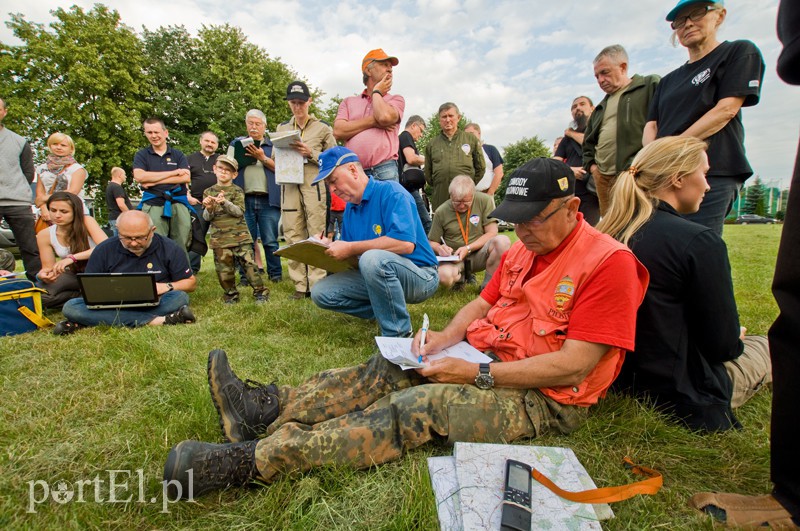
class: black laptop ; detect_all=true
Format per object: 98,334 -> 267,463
77,273 -> 160,309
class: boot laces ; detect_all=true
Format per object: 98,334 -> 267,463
239,380 -> 278,424
199,442 -> 256,485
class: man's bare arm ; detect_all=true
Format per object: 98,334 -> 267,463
487,165 -> 504,195
133,168 -> 190,184
115,197 -> 130,212
418,338 -> 610,388
403,146 -> 425,167
333,116 -> 378,142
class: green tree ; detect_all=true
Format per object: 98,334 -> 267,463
142,24 -> 315,153
742,176 -> 766,215
1,5 -> 149,196
494,136 -> 551,204
319,95 -> 343,132
140,25 -> 202,145
142,24 -> 297,151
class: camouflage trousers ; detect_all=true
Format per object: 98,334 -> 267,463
254,354 -> 586,482
213,245 -> 267,301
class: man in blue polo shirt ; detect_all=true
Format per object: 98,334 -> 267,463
310,147 -> 439,337
54,211 -> 197,335
133,118 -> 192,252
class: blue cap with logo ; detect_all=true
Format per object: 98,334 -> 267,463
666,0 -> 723,21
314,146 -> 360,184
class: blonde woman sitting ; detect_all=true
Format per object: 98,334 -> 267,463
598,136 -> 770,431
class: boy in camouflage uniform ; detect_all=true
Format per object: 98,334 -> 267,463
203,155 -> 268,304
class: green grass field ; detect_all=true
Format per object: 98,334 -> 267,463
0,224 -> 782,529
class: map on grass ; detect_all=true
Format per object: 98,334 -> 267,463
428,442 -> 613,530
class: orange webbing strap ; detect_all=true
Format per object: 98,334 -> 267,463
531,457 -> 662,504
18,306 -> 54,328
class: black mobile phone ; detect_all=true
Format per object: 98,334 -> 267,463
500,459 -> 533,531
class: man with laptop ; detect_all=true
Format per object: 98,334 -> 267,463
54,211 -> 197,335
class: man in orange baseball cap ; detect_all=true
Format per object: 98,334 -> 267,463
333,49 -> 405,183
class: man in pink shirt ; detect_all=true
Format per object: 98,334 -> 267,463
334,49 -> 405,182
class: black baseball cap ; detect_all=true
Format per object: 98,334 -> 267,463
286,81 -> 311,101
490,158 -> 574,223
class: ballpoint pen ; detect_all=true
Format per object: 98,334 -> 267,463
418,313 -> 429,363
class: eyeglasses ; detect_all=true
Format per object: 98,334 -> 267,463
452,198 -> 473,206
517,198 -> 570,228
119,231 -> 153,244
671,5 -> 717,30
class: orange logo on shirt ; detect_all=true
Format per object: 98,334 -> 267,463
553,275 -> 575,311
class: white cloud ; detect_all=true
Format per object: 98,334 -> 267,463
1,0 -> 796,185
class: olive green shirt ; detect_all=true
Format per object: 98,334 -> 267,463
428,191 -> 497,248
424,130 -> 486,210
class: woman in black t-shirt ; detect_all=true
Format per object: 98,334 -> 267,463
642,0 -> 765,236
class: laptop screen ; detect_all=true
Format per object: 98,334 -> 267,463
77,273 -> 160,308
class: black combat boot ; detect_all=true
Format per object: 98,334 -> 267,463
164,305 -> 195,325
163,440 -> 258,500
207,349 -> 280,443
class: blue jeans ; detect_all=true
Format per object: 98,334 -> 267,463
310,249 -> 439,337
244,194 -> 282,280
411,189 -> 431,234
365,160 -> 399,182
685,176 -> 742,236
62,290 -> 189,327
108,219 -> 119,237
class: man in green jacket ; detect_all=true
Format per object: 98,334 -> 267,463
424,103 -> 485,211
582,45 -> 659,215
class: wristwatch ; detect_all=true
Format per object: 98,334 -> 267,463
166,283 -> 174,292
474,363 -> 494,390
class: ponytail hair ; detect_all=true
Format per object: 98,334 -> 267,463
597,136 -> 708,246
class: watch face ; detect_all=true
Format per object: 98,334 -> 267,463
475,372 -> 494,390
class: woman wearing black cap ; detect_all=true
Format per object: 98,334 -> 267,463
642,0 -> 765,236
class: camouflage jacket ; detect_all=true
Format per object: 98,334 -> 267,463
203,183 -> 253,249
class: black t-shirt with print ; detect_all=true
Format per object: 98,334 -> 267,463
648,40 -> 764,179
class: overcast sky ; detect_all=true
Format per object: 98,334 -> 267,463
3,0 -> 798,187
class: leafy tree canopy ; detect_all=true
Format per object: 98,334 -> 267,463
1,5 -> 149,195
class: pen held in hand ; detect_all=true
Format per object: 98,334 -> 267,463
419,313 -> 430,352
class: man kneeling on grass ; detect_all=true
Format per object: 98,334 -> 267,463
54,210 -> 196,335
162,158 -> 649,498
